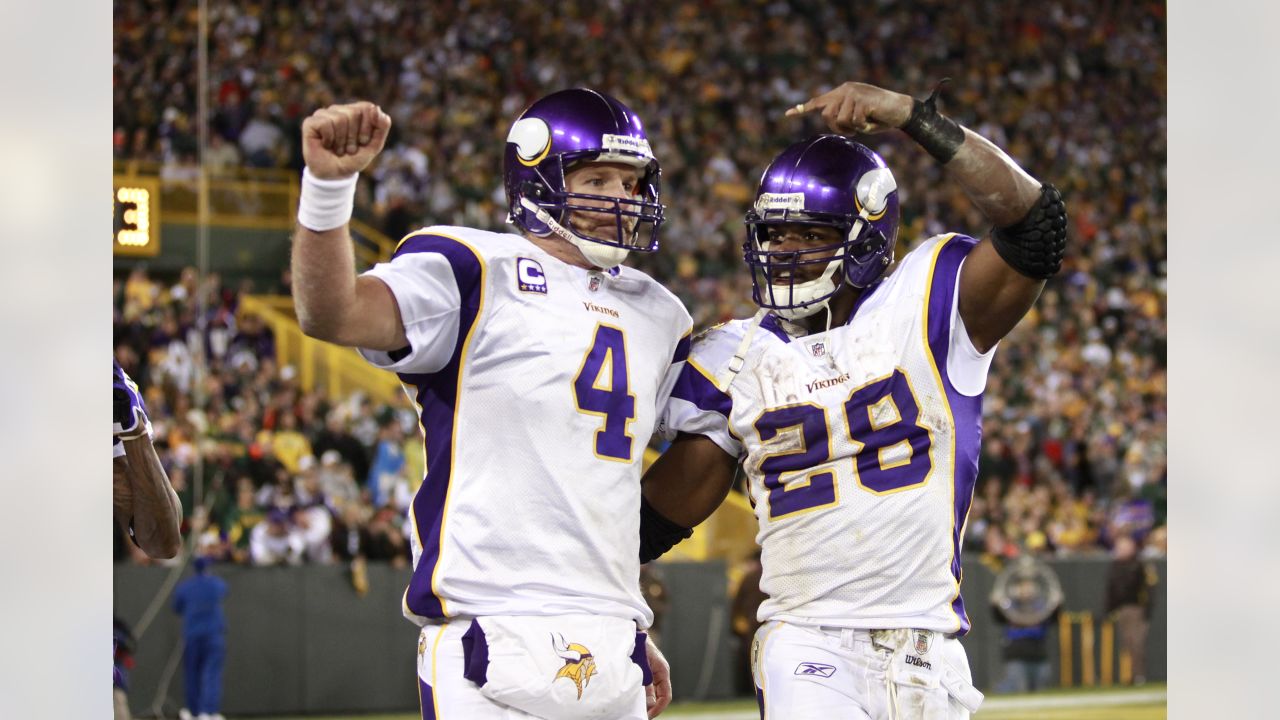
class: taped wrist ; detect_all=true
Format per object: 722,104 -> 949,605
991,183 -> 1067,280
639,496 -> 693,563
298,167 -> 358,232
901,80 -> 965,164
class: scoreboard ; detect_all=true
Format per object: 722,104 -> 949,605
113,176 -> 160,257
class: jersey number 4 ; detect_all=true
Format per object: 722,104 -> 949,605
573,324 -> 636,462
754,369 -> 934,519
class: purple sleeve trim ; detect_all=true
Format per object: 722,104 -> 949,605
924,234 -> 983,636
671,361 -> 732,419
672,333 -> 691,364
393,232 -> 485,303
394,233 -> 487,620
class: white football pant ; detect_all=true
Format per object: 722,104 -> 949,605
752,621 -> 983,720
415,621 -> 648,720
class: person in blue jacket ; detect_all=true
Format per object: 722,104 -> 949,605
173,556 -> 229,720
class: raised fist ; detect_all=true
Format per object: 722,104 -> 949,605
301,101 -> 393,179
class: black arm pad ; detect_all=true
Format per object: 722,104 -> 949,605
901,80 -> 965,164
991,183 -> 1068,280
639,496 -> 693,563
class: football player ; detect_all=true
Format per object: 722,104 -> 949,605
640,80 -> 1066,719
291,90 -> 689,719
113,359 -> 182,560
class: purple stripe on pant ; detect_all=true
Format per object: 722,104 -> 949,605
418,675 -> 437,720
632,632 -> 653,686
394,233 -> 485,619
925,234 -> 984,636
461,620 -> 490,687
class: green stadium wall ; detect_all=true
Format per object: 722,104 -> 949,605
113,224 -> 292,291
113,558 -> 1166,717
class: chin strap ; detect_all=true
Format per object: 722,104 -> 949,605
519,196 -> 629,268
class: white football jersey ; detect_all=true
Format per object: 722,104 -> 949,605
661,234 -> 995,634
359,226 -> 692,628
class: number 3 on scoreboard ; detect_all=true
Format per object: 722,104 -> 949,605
573,324 -> 636,462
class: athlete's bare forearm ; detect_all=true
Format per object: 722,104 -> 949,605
943,129 -> 1043,228
122,435 -> 183,559
642,433 -> 737,529
292,224 -> 360,341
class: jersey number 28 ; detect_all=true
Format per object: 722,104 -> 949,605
754,369 -> 934,519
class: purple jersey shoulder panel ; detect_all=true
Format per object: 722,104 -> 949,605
759,314 -> 792,344
671,332 -> 691,364
392,233 -> 487,619
924,234 -> 984,636
672,358 -> 733,420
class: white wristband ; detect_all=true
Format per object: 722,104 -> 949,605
298,167 -> 358,232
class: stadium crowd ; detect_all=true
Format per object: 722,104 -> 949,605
113,0 -> 1165,565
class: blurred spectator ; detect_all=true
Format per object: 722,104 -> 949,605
173,556 -> 229,720
313,410 -> 371,483
212,477 -> 264,564
1104,536 -> 1158,686
990,568 -> 1060,694
317,450 -> 362,506
979,524 -> 1018,573
113,616 -> 137,720
227,312 -> 275,371
729,552 -> 766,697
363,505 -> 409,567
204,133 -> 242,173
249,508 -> 305,566
1140,525 -> 1167,559
640,563 -> 670,646
366,415 -> 406,509
1106,484 -> 1156,547
238,103 -> 287,168
292,467 -> 335,564
264,411 -> 313,474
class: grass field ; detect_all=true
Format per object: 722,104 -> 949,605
265,683 -> 1165,719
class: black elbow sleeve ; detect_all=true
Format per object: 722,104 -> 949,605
639,496 -> 693,563
991,183 -> 1068,280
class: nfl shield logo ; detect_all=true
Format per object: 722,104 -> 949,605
914,631 -> 931,655
810,342 -> 826,357
588,273 -> 602,292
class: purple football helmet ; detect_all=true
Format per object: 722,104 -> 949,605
743,135 -> 900,319
504,89 -> 663,267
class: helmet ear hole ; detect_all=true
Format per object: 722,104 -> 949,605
521,180 -> 549,201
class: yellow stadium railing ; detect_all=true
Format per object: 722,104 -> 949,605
239,294 -> 406,407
